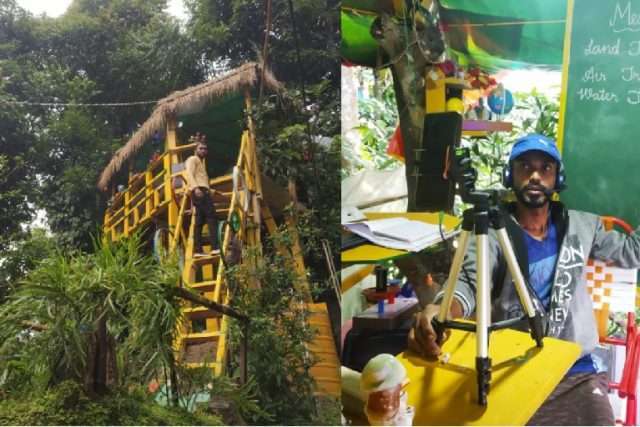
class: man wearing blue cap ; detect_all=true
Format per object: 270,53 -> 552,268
409,134 -> 640,425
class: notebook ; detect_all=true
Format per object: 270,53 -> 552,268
343,217 -> 448,252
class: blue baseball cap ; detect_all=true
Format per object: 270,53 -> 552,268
508,134 -> 562,165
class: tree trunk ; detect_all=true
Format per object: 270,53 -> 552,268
370,7 -> 444,210
169,353 -> 180,407
84,315 -> 118,397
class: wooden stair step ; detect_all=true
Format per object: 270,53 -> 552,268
182,331 -> 222,344
185,280 -> 219,292
183,306 -> 223,320
182,340 -> 218,364
185,361 -> 222,370
188,252 -> 221,266
181,206 -> 229,216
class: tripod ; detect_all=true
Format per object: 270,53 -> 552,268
432,149 -> 546,406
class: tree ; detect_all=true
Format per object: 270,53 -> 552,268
368,2 -> 445,210
0,0 -> 39,247
0,233 -> 184,396
0,228 -> 56,304
225,228 -> 338,425
0,0 -> 204,250
185,0 -> 339,85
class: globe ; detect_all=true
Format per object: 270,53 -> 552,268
487,88 -> 514,115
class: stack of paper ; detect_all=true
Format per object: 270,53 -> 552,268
343,217 -> 454,252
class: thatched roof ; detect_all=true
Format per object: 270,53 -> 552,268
97,62 -> 281,192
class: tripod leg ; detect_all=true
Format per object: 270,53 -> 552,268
495,228 -> 545,347
475,232 -> 492,405
433,229 -> 471,343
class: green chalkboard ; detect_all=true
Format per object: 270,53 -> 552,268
559,0 -> 640,228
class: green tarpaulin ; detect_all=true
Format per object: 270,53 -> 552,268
342,0 -> 568,71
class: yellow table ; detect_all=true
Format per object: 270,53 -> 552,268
341,212 -> 461,265
398,327 -> 581,425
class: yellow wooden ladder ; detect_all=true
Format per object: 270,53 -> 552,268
176,175 -> 234,376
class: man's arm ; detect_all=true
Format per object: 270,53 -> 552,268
408,299 -> 464,358
408,230 -> 503,358
591,216 -> 640,268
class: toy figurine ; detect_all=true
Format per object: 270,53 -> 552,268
361,354 -> 414,426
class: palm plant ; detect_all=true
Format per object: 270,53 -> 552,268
0,232 -> 184,399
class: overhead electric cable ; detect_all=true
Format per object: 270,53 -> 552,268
0,99 -> 157,107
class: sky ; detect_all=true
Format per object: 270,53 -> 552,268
16,0 -> 187,20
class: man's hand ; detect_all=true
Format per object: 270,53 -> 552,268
407,304 -> 450,359
193,188 -> 203,198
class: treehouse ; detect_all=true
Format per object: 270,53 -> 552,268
97,63 -> 339,397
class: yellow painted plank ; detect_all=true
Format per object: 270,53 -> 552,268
398,327 -> 581,426
306,303 -> 340,397
341,265 -> 375,294
462,130 -> 488,137
557,0 -> 575,154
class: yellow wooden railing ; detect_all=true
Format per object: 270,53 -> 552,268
102,128 -> 339,394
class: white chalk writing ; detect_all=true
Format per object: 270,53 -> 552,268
582,66 -> 607,82
584,38 -> 621,56
577,87 -> 619,102
622,66 -> 640,81
610,2 -> 640,33
629,40 -> 640,55
627,89 -> 640,104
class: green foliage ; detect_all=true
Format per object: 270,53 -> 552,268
0,100 -> 37,250
463,89 -> 560,192
465,133 -> 514,190
341,68 -> 401,177
205,375 -> 272,423
0,380 -> 222,426
310,395 -> 342,426
513,89 -> 560,138
0,232 -> 183,394
225,230 -> 322,425
0,0 -> 203,250
0,228 -> 57,303
256,80 -> 340,297
354,70 -> 400,172
185,0 -> 339,85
